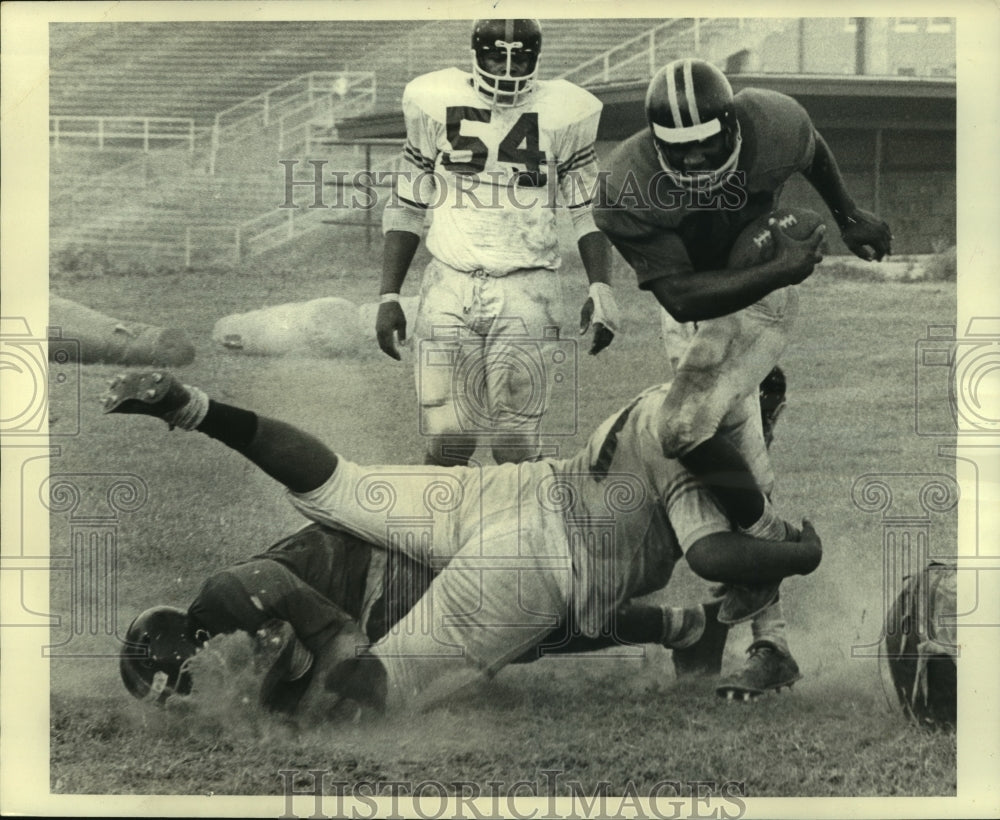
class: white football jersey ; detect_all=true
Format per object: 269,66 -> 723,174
550,383 -> 733,629
396,67 -> 602,274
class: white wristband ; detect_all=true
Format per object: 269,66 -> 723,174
586,282 -> 620,334
380,293 -> 401,304
588,282 -> 613,300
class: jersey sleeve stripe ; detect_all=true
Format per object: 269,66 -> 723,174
558,154 -> 598,177
557,145 -> 597,174
403,142 -> 435,172
662,475 -> 708,506
397,194 -> 428,210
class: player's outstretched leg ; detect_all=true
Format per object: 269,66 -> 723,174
715,640 -> 802,702
103,370 -> 338,494
509,599 -> 728,676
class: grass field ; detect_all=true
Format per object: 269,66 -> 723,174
46,236 -> 958,801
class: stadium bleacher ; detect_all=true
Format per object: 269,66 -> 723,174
50,19 -> 675,268
50,19 -> 665,122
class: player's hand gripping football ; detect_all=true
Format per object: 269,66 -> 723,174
771,221 -> 826,286
376,301 -> 407,360
839,207 -> 893,262
579,282 -> 620,355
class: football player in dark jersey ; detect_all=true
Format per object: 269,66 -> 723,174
118,522 -> 741,720
107,369 -> 822,717
594,58 -> 891,697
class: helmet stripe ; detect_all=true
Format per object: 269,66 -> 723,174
683,59 -> 701,125
666,63 -> 683,129
505,19 -> 514,41
651,119 -> 722,144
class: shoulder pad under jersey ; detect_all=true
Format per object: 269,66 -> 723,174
402,67 -> 477,125
734,88 -> 815,184
531,79 -> 603,129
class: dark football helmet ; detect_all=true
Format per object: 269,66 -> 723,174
645,58 -> 742,193
883,562 -> 957,729
119,605 -> 208,703
471,19 -> 542,107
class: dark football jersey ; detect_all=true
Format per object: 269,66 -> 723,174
596,88 -> 817,284
188,524 -> 392,640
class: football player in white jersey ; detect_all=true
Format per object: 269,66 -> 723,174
103,370 -> 822,715
376,19 -> 620,467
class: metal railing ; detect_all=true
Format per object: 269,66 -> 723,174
49,115 -> 198,151
234,137 -> 402,260
554,18 -> 769,86
51,72 -> 383,269
210,71 -> 377,171
557,19 -> 701,84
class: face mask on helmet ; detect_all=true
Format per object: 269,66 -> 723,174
471,19 -> 542,107
119,605 -> 208,704
645,58 -> 742,194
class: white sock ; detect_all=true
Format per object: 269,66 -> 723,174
751,600 -> 789,655
740,500 -> 786,542
164,385 -> 209,431
663,605 -> 705,649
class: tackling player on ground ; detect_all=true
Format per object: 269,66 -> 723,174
376,19 -> 620,467
104,370 -> 822,717
594,58 -> 892,697
119,522 -> 738,718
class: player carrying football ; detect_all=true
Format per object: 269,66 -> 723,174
593,58 -> 893,697
375,19 -> 620,467
104,369 -> 822,717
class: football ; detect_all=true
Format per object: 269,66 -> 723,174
726,207 -> 826,269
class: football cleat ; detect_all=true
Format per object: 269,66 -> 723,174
255,619 -> 314,714
103,370 -> 190,417
715,640 -> 802,701
759,366 -> 787,449
671,599 -> 729,678
717,583 -> 781,626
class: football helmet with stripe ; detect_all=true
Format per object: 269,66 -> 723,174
645,58 -> 742,193
471,19 -> 542,107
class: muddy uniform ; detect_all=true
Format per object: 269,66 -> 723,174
595,88 -> 814,470
393,67 -> 602,448
288,382 -> 752,709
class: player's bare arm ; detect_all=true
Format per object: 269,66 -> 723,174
645,222 -> 825,323
375,229 -> 421,360
686,521 -> 822,586
803,131 -> 893,261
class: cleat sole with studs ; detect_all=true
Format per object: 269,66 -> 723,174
102,371 -> 186,417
